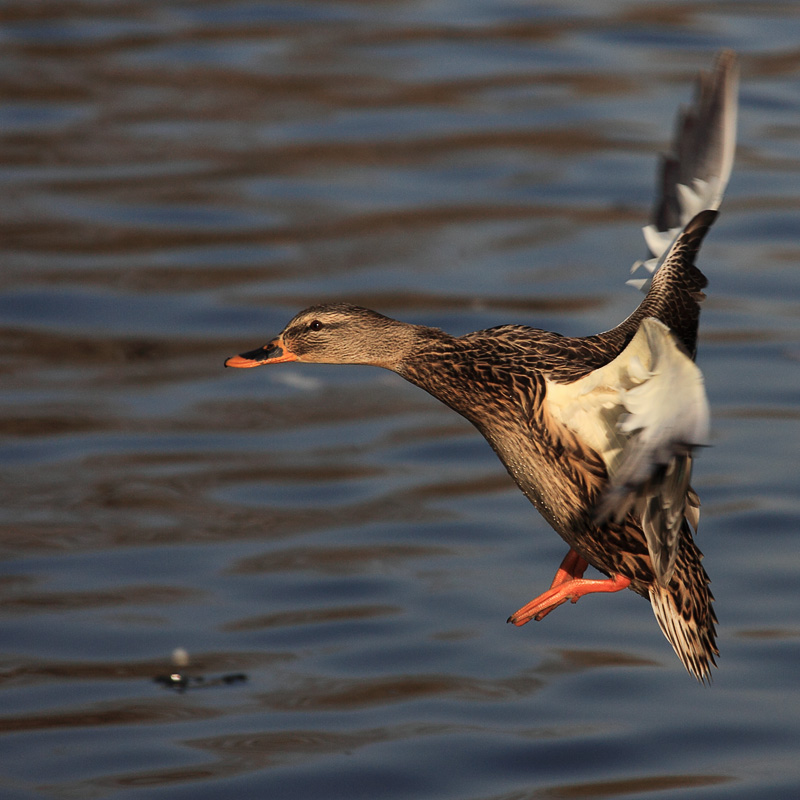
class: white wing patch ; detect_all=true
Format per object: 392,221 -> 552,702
545,318 -> 709,585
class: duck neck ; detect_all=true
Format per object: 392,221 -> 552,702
395,332 -> 510,424
366,320 -> 448,372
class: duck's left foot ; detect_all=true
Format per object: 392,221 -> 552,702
507,551 -> 630,626
506,548 -> 588,624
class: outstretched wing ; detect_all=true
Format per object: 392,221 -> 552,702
545,317 -> 709,586
629,50 -> 739,292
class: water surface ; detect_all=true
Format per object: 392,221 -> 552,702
2,2 -> 800,798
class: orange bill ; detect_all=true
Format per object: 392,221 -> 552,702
224,338 -> 297,368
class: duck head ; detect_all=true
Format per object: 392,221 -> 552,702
225,303 -> 423,371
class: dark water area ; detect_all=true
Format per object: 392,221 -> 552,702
2,2 -> 800,798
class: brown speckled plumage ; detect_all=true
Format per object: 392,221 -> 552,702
226,52 -> 738,681
394,217 -> 717,679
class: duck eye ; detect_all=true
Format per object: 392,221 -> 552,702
309,320 -> 323,332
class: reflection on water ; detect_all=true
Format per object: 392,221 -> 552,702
2,1 -> 800,798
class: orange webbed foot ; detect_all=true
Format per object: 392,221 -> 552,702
507,549 -> 630,626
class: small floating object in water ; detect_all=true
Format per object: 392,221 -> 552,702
153,648 -> 247,692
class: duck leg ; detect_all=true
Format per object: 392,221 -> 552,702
546,549 -> 589,590
507,549 -> 630,626
507,548 -> 587,624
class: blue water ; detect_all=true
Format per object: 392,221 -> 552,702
2,2 -> 800,798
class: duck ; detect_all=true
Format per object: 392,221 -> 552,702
226,51 -> 738,681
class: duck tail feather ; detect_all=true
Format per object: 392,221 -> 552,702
648,561 -> 718,682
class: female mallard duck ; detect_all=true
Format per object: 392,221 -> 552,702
226,52 -> 738,681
